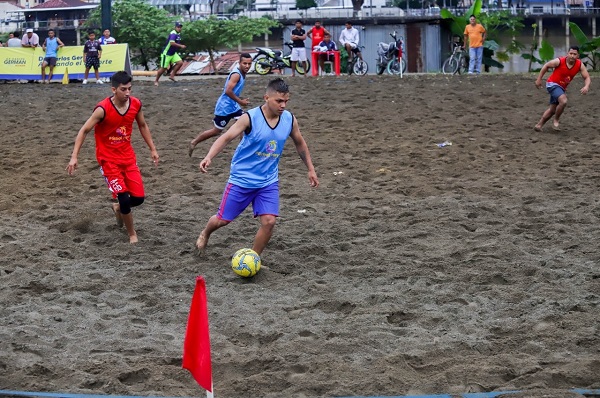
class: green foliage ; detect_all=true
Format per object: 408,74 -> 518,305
185,16 -> 278,54
521,39 -> 554,71
185,16 -> 279,73
85,0 -> 175,69
569,21 -> 600,71
296,0 -> 317,9
441,0 -> 524,71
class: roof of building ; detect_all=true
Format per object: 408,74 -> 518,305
31,0 -> 93,9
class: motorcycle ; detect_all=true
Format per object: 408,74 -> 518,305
375,31 -> 406,75
253,42 -> 311,75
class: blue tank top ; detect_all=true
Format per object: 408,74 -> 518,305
228,107 -> 294,189
45,37 -> 59,57
214,68 -> 245,116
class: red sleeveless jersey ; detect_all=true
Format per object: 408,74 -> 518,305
547,57 -> 581,90
94,96 -> 142,165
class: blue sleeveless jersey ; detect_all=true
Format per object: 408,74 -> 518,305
45,37 -> 59,57
214,68 -> 245,116
228,107 -> 294,188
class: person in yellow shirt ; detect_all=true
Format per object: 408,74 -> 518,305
463,15 -> 486,74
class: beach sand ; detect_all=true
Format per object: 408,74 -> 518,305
0,74 -> 599,397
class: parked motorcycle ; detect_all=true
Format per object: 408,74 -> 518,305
375,31 -> 406,75
253,42 -> 311,75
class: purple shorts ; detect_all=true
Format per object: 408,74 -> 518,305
216,182 -> 279,222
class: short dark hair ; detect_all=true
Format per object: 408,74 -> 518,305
13,31 -> 20,38
88,30 -> 96,35
48,29 -> 55,34
239,52 -> 252,61
111,71 -> 133,88
266,78 -> 289,94
469,14 -> 476,18
345,20 -> 353,25
295,19 -> 303,24
569,45 -> 580,52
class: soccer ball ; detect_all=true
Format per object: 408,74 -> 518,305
231,248 -> 261,277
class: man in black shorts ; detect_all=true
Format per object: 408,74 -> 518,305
82,31 -> 103,85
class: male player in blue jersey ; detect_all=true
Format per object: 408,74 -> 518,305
195,78 -> 319,256
188,53 -> 253,157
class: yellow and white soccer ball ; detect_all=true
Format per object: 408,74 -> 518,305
231,248 -> 261,277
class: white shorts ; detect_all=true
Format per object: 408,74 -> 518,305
290,47 -> 307,62
344,42 -> 358,50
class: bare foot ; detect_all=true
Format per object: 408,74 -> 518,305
129,233 -> 138,244
196,231 -> 208,251
154,81 -> 159,86
169,76 -> 176,82
188,141 -> 196,157
552,122 -> 560,131
533,125 -> 542,132
112,203 -> 123,228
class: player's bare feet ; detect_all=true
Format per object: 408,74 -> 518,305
552,121 -> 561,131
188,141 -> 196,157
169,76 -> 177,82
196,231 -> 208,251
533,125 -> 542,132
129,233 -> 138,244
112,203 -> 123,228
154,81 -> 159,86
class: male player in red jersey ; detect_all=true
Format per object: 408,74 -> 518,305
66,71 -> 160,244
534,46 -> 591,132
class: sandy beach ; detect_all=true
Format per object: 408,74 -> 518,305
0,74 -> 599,398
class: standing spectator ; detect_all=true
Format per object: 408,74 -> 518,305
307,20 -> 329,49
290,20 -> 308,77
99,29 -> 116,45
82,30 -> 103,84
41,29 -> 64,83
317,33 -> 337,75
7,32 -> 21,47
22,28 -> 39,48
339,21 -> 361,63
155,22 -> 186,86
463,15 -> 486,74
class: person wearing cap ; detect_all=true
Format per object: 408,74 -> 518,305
154,22 -> 186,86
22,28 -> 39,48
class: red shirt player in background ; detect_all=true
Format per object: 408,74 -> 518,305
66,71 -> 160,244
534,46 -> 591,132
307,20 -> 330,50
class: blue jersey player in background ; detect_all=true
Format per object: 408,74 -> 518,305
195,78 -> 319,256
189,53 -> 253,157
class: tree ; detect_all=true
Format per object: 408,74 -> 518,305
296,0 -> 317,9
185,16 -> 280,73
85,0 -> 175,70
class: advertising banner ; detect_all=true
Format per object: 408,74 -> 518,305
0,43 -> 131,81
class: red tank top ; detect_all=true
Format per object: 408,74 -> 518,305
311,26 -> 325,46
547,57 -> 581,89
94,96 -> 142,165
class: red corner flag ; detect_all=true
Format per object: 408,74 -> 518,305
183,276 -> 213,393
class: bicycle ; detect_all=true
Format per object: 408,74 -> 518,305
346,46 -> 368,76
442,42 -> 468,75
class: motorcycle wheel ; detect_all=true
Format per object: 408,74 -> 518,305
386,58 -> 406,75
353,58 -> 368,76
253,55 -> 272,75
376,60 -> 385,75
295,59 -> 311,75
